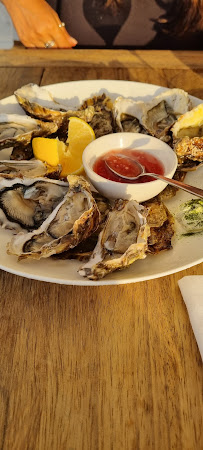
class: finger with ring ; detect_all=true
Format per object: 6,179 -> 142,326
44,40 -> 55,48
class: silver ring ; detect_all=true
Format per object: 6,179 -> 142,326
44,40 -> 55,48
58,22 -> 65,28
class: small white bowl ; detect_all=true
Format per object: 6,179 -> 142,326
82,133 -> 178,202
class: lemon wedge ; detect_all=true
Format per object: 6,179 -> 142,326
60,116 -> 95,176
32,117 -> 95,177
60,151 -> 84,176
32,137 -> 66,167
67,116 -> 95,155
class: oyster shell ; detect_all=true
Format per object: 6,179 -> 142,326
172,103 -> 203,139
0,159 -> 61,180
142,88 -> 192,141
80,93 -> 114,138
10,142 -> 34,161
0,113 -> 58,150
174,136 -> 203,170
15,84 -> 95,125
80,93 -> 113,111
0,177 -> 69,232
113,89 -> 191,140
113,96 -> 145,132
79,199 -> 150,280
143,199 -> 174,254
52,191 -> 112,261
7,175 -> 100,259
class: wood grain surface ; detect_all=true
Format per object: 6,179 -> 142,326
0,45 -> 203,99
0,46 -> 202,450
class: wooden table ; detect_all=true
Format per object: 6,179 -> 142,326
0,46 -> 202,450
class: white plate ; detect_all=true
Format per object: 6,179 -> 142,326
0,80 -> 202,285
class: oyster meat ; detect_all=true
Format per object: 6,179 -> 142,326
14,83 -> 95,125
142,88 -> 192,141
7,175 -> 100,259
113,89 -> 191,140
0,159 -> 61,180
0,177 -> 69,232
53,191 -> 112,261
0,113 -> 58,150
10,142 -> 34,161
79,199 -> 150,280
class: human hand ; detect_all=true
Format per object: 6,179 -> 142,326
2,0 -> 77,48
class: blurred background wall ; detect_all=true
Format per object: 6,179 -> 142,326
0,3 -> 19,48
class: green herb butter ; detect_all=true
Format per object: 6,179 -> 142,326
176,199 -> 203,234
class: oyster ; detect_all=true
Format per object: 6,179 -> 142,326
142,88 -> 192,141
0,113 -> 58,150
52,191 -> 112,261
172,103 -> 203,139
0,177 -> 69,232
113,96 -> 145,132
80,93 -> 113,111
92,191 -> 112,229
7,175 -> 100,259
10,142 -> 34,161
174,136 -> 203,170
79,199 -> 150,280
143,199 -> 174,254
14,84 -> 95,125
0,159 -> 61,180
113,89 -> 191,140
80,94 -> 114,138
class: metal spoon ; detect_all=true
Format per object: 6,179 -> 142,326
104,154 -> 203,199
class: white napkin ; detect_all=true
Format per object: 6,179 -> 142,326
178,276 -> 203,360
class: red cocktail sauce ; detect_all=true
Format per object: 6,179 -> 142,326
93,149 -> 165,183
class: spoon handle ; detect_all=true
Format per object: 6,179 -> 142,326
147,174 -> 203,199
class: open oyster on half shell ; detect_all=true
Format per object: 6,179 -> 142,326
0,177 -> 69,232
7,175 -> 100,259
80,93 -> 114,138
113,96 -> 146,133
0,159 -> 61,180
141,88 -> 192,141
52,191 -> 112,261
0,113 -> 58,150
143,199 -> 175,254
174,137 -> 203,170
14,84 -> 95,125
79,199 -> 150,280
113,88 -> 191,141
